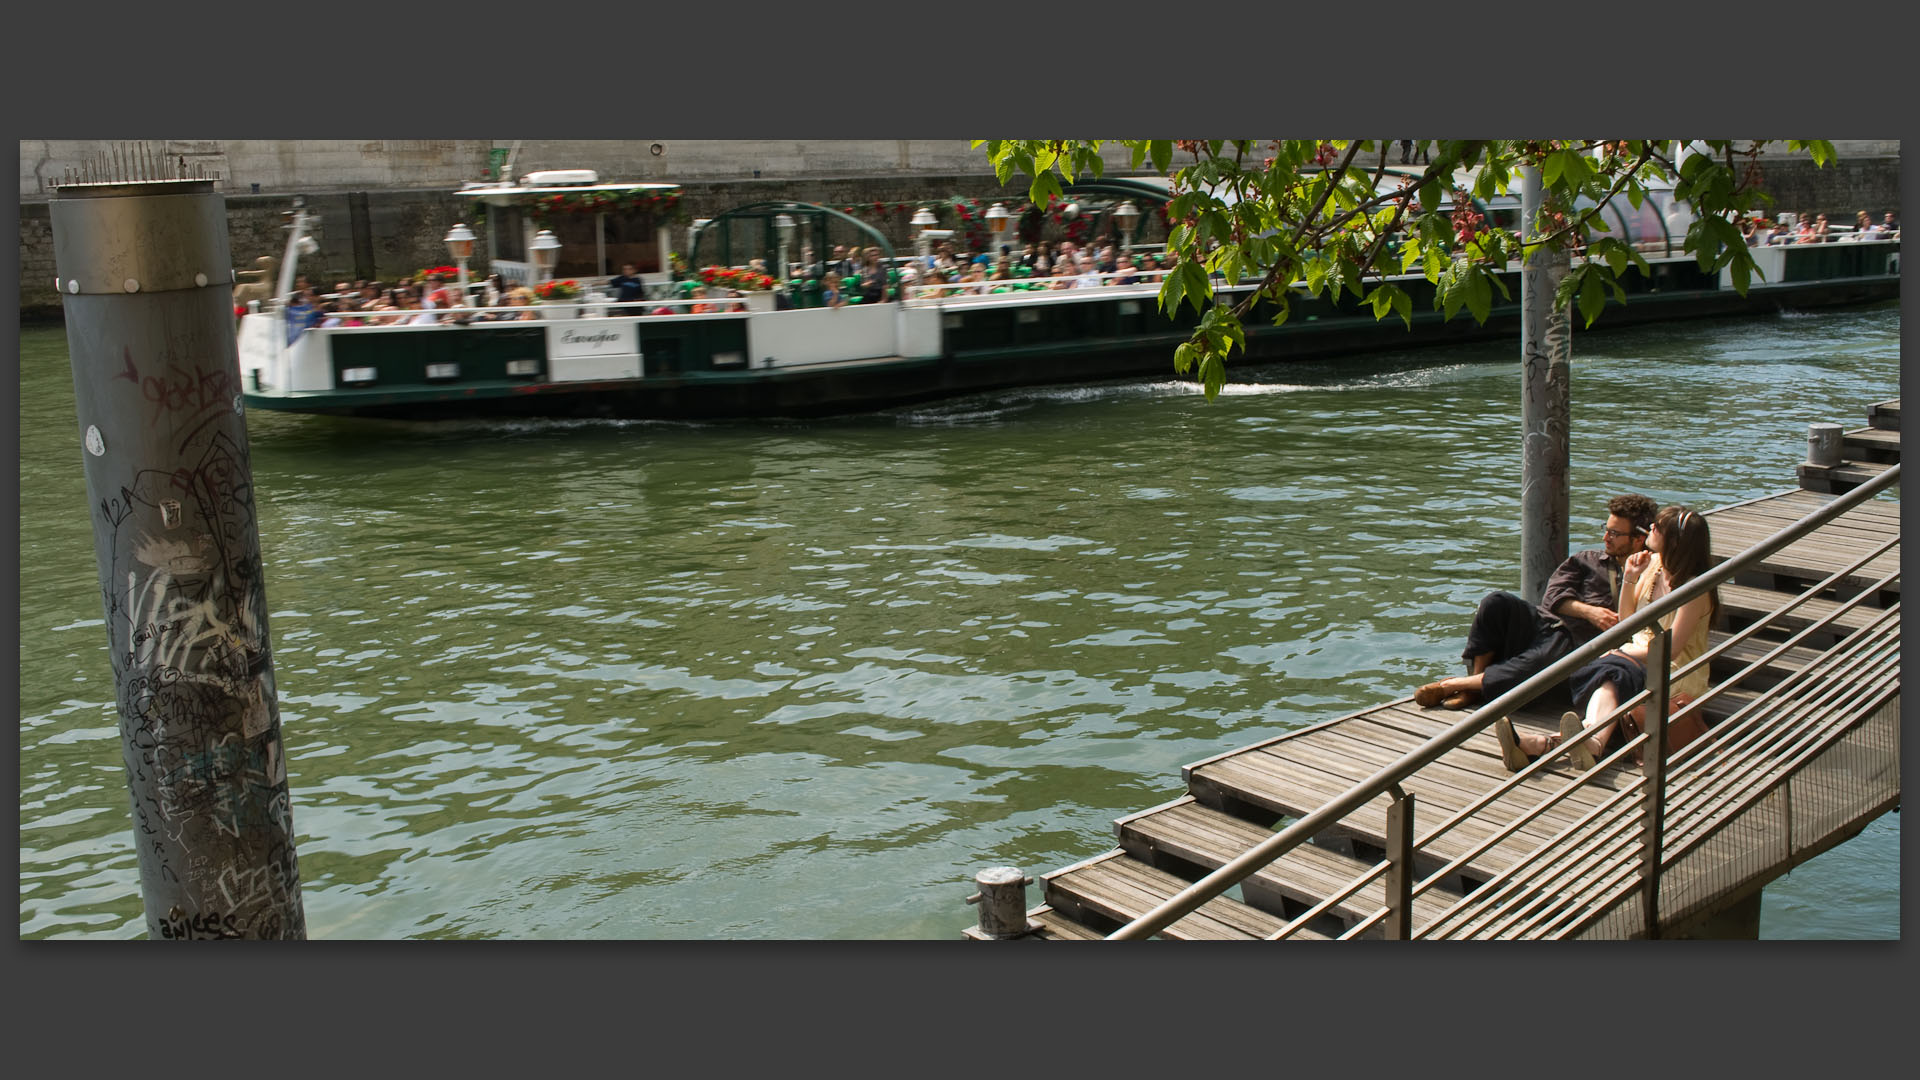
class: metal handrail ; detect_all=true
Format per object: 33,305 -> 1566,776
1107,461 -> 1900,939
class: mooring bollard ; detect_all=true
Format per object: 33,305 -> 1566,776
965,867 -> 1035,939
1807,422 -> 1843,467
51,169 -> 306,939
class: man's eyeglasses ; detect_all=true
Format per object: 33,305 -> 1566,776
1603,526 -> 1646,539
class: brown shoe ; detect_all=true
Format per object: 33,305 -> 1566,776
1414,681 -> 1450,708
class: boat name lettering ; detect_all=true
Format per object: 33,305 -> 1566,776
560,329 -> 625,346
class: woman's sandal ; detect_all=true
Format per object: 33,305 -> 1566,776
1562,711 -> 1596,772
1414,681 -> 1450,708
1494,716 -> 1531,772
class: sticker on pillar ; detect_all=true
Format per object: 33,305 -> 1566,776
85,426 -> 105,457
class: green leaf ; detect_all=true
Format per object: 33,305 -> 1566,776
1160,263 -> 1188,314
1464,265 -> 1492,324
1177,261 -> 1212,316
1541,150 -> 1567,187
1577,266 -> 1605,327
1728,248 -> 1751,294
1391,285 -> 1413,329
1439,262 -> 1466,320
1150,140 -> 1172,174
1198,352 -> 1226,401
1303,256 -> 1329,296
1030,169 -> 1063,208
1172,340 -> 1196,375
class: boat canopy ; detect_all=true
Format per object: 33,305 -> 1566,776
690,201 -> 893,275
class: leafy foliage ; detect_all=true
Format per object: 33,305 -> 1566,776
975,139 -> 1834,399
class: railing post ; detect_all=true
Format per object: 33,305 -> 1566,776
1385,786 -> 1415,940
966,867 -> 1036,939
1639,626 -> 1673,939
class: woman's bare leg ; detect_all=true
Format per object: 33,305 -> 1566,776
1579,682 -> 1621,759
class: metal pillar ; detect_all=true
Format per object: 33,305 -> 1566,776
1384,787 -> 1415,940
51,175 -> 306,940
1638,627 -> 1673,938
1518,166 -> 1572,606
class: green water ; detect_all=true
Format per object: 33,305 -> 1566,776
18,307 -> 1900,939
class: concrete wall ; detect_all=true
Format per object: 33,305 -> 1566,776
19,140 -> 1899,320
22,139 -> 1898,199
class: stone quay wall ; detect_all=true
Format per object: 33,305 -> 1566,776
19,140 -> 1899,321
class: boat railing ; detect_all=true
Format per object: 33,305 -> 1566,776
1104,462 -> 1900,940
903,267 -> 1174,305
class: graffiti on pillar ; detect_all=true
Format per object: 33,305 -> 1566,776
93,416 -> 303,938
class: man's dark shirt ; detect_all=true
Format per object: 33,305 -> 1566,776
1536,548 -> 1625,646
609,274 -> 646,304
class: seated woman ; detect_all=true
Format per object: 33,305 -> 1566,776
1499,506 -> 1717,772
821,272 -> 845,309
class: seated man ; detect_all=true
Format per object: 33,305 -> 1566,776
1414,494 -> 1658,710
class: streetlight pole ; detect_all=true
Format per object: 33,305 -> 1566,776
1519,167 -> 1572,605
529,228 -> 561,290
444,222 -> 476,306
49,172 -> 306,939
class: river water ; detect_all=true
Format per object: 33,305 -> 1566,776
18,305 -> 1900,939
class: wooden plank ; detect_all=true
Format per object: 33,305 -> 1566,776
1027,905 -> 1106,940
1713,487 -> 1901,523
1716,582 -> 1883,635
1118,797 -> 1463,933
1041,851 -> 1306,940
1189,751 -> 1538,877
1869,399 -> 1899,431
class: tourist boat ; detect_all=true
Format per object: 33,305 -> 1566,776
236,169 -> 1901,421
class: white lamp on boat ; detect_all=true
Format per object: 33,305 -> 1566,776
530,228 -> 562,286
985,203 -> 1010,250
773,213 -> 796,278
1111,201 -> 1139,255
912,206 -> 938,260
443,222 -> 476,304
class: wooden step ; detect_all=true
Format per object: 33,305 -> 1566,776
1797,458 -> 1895,495
1041,849 -> 1329,939
1842,426 -> 1900,463
1115,796 -> 1465,937
1028,905 -> 1107,940
1707,630 -> 1830,690
1716,582 -> 1885,638
1868,399 -> 1899,431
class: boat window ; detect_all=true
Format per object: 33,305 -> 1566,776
1610,192 -> 1671,253
602,212 -> 661,275
549,213 -> 603,278
493,206 -> 527,262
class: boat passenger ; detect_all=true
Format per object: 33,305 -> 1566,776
1851,211 -> 1877,239
1110,254 -> 1140,286
963,265 -> 989,295
609,263 -> 647,305
821,272 -> 845,308
505,287 -> 540,320
689,286 -> 717,314
1558,506 -> 1719,771
1073,256 -> 1103,290
284,290 -> 322,343
856,248 -> 888,304
1050,262 -> 1076,290
1882,211 -> 1899,238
